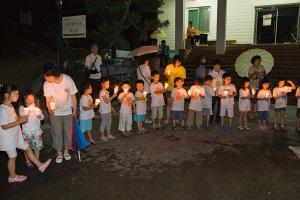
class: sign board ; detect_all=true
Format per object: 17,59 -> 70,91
263,14 -> 272,26
62,15 -> 86,38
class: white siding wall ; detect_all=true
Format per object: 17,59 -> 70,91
159,0 -> 300,50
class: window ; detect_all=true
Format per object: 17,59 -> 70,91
188,7 -> 210,33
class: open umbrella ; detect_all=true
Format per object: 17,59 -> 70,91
128,46 -> 160,57
235,48 -> 274,77
150,29 -> 167,40
71,117 -> 89,162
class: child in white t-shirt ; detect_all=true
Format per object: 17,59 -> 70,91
134,80 -> 148,134
272,78 -> 296,131
99,77 -> 118,141
238,78 -> 252,131
118,81 -> 135,137
202,75 -> 214,126
19,90 -> 44,168
0,84 -> 51,183
296,86 -> 300,133
150,70 -> 166,130
257,79 -> 272,131
218,73 -> 237,130
171,77 -> 188,131
80,81 -> 97,144
186,78 -> 205,130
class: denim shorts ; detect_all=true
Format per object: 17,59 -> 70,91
171,111 -> 185,120
80,119 -> 93,133
134,114 -> 145,122
257,111 -> 268,120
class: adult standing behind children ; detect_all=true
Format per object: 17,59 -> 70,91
208,60 -> 226,121
43,63 -> 78,164
164,55 -> 186,124
85,44 -> 102,98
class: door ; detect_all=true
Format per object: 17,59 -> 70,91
188,9 -> 200,30
256,8 -> 277,43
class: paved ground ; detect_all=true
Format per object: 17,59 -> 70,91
1,105 -> 300,200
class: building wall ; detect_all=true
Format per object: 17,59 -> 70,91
159,0 -> 300,50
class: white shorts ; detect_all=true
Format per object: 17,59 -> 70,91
5,137 -> 29,158
239,103 -> 250,112
220,105 -> 234,118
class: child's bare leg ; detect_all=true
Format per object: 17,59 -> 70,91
280,111 -> 285,126
239,112 -> 243,127
137,122 -> 142,130
25,147 -> 43,168
229,117 -> 233,128
221,116 -> 224,126
206,116 -> 210,125
172,120 -> 176,127
34,150 -> 40,160
274,112 -> 278,126
181,120 -> 184,127
87,131 -> 93,140
244,112 -> 248,127
262,120 -> 266,127
8,157 -> 17,178
24,152 -> 31,164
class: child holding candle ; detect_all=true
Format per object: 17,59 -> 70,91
134,80 -> 148,134
0,84 -> 51,183
99,77 -> 118,141
238,78 -> 252,131
272,78 -> 296,131
296,85 -> 300,133
171,77 -> 188,131
19,90 -> 45,167
202,75 -> 214,126
186,78 -> 205,130
150,70 -> 166,130
256,79 -> 272,131
79,81 -> 97,144
218,73 -> 237,131
118,81 -> 135,137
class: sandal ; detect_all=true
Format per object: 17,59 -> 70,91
55,155 -> 63,164
63,153 -> 72,161
39,159 -> 52,173
8,175 -> 27,183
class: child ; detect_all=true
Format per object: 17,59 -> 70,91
238,78 -> 252,131
0,84 -> 51,183
218,73 -> 237,130
150,70 -> 166,130
272,78 -> 296,131
171,77 -> 188,131
118,81 -> 135,137
296,85 -> 300,133
99,77 -> 118,141
80,81 -> 96,144
186,78 -> 205,130
134,80 -> 147,134
202,75 -> 214,126
257,79 -> 272,131
19,90 -> 44,168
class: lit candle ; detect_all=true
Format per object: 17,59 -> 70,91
164,83 -> 169,89
251,89 -> 256,95
188,90 -> 192,96
35,108 -> 41,115
213,87 -> 217,92
50,101 -> 56,111
24,107 -> 31,116
143,91 -> 147,97
223,90 -> 228,97
95,98 -> 101,106
124,88 -> 129,94
167,69 -> 171,76
114,86 -> 119,94
265,92 -> 270,98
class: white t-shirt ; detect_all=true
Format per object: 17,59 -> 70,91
0,104 -> 23,151
135,91 -> 147,115
188,85 -> 205,111
43,74 -> 78,116
80,95 -> 95,120
99,90 -> 111,114
19,105 -> 44,133
118,92 -> 135,114
296,87 -> 300,108
257,89 -> 272,111
137,64 -> 151,93
150,82 -> 165,107
273,86 -> 292,108
218,84 -> 236,106
238,88 -> 251,109
171,88 -> 187,111
85,53 -> 102,80
202,85 -> 214,109
208,69 -> 225,96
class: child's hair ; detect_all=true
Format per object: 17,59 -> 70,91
100,77 -> 109,84
173,55 -> 182,65
242,77 -> 250,90
222,73 -> 231,79
21,89 -> 35,107
151,70 -> 160,77
251,55 -> 261,64
195,77 -> 203,85
42,63 -> 61,77
260,79 -> 270,89
121,81 -> 131,87
135,79 -> 144,85
214,59 -> 222,65
80,81 -> 92,94
174,77 -> 184,84
0,83 -> 19,104
276,77 -> 285,85
204,75 -> 213,81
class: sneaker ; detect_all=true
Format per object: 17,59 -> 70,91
127,131 -> 134,136
244,126 -> 250,131
8,175 -> 27,183
101,136 -> 108,141
145,119 -> 152,124
121,132 -> 128,137
157,123 -> 164,130
89,139 -> 97,145
273,125 -> 280,132
280,126 -> 288,132
107,135 -> 116,140
238,126 -> 244,131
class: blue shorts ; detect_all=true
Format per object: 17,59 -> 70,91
257,111 -> 268,120
134,114 -> 145,122
80,119 -> 92,133
171,111 -> 185,120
